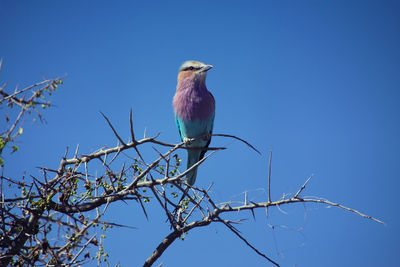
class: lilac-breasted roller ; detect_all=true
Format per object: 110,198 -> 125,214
172,60 -> 215,186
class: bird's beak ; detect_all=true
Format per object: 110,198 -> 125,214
201,64 -> 213,72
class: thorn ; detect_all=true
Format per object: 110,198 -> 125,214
100,111 -> 127,147
129,108 -> 136,142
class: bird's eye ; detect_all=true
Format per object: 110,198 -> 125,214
181,66 -> 197,72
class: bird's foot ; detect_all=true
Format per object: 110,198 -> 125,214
202,133 -> 211,141
183,137 -> 194,145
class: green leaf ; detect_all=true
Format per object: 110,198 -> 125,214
0,157 -> 3,167
0,137 -> 6,150
11,145 -> 18,154
18,127 -> 23,135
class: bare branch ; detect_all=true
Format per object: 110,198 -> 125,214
294,174 -> 313,198
217,216 -> 280,266
1,91 -> 383,267
100,111 -> 127,147
129,108 -> 136,142
213,133 -> 261,155
268,150 -> 272,203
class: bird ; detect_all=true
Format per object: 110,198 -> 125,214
172,60 -> 215,186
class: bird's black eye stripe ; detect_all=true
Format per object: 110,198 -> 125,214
181,66 -> 200,71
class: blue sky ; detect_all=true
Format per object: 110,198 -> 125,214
1,1 -> 399,266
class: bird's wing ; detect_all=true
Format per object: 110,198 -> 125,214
199,92 -> 215,160
199,113 -> 215,160
199,135 -> 211,161
175,114 -> 184,142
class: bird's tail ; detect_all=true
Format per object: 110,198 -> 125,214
186,150 -> 201,186
170,150 -> 201,219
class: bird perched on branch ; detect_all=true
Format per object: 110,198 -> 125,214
173,60 -> 215,186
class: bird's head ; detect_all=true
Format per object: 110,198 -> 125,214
177,60 -> 213,82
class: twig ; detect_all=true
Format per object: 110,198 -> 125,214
68,234 -> 97,265
129,108 -> 135,142
213,133 -> 261,155
294,175 -> 313,199
100,111 -> 127,147
268,149 -> 272,203
217,216 -> 279,266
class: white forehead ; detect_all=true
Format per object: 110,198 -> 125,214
179,60 -> 205,71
